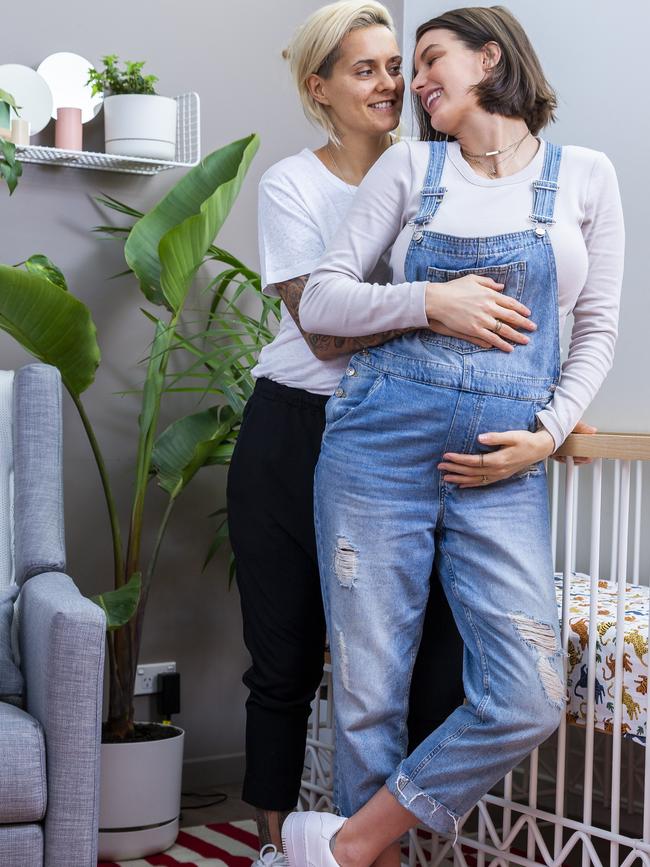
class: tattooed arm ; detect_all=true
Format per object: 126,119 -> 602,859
274,274 -> 411,360
274,274 -> 489,360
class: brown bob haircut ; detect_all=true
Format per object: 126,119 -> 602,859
412,5 -> 557,141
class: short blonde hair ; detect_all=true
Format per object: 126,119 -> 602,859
284,1 -> 397,144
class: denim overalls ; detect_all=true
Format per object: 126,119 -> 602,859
313,140 -> 566,834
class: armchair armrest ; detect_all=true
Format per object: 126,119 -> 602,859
18,571 -> 105,867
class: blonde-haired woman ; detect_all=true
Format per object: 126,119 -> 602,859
227,2 -> 530,863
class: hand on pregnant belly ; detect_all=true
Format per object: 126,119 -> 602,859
425,274 -> 537,353
437,428 -> 556,487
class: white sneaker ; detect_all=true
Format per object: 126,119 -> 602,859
252,843 -> 289,867
282,811 -> 347,867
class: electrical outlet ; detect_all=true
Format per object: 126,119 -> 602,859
134,661 -> 176,696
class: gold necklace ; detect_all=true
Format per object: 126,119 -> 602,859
461,130 -> 531,159
463,132 -> 532,179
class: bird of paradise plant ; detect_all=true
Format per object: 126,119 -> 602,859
0,134 -> 260,738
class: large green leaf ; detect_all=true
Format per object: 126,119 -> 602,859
92,572 -> 141,630
152,404 -> 238,498
0,264 -> 100,395
124,134 -> 259,312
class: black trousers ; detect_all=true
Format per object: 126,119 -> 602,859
227,377 -> 465,811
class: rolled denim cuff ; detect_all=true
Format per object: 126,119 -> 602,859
386,766 -> 460,836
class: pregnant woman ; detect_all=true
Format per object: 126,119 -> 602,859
282,5 -> 625,867
226,2 -> 532,861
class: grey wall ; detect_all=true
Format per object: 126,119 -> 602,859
1,0 -> 402,787
402,0 -> 650,433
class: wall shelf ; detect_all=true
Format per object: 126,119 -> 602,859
15,92 -> 200,176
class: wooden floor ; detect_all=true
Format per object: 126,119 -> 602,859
179,781 -> 257,829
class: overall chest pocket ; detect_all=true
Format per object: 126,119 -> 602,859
421,261 -> 527,354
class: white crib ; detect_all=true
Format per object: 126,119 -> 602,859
299,433 -> 650,867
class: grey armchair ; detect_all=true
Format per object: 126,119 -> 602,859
0,363 -> 106,867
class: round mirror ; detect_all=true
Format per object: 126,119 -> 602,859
37,52 -> 103,123
0,64 -> 53,133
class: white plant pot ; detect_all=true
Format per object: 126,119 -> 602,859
98,723 -> 184,861
103,93 -> 177,160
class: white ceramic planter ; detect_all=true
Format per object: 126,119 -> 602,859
103,93 -> 177,160
98,723 -> 184,861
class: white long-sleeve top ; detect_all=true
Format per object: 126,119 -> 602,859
300,139 -> 625,448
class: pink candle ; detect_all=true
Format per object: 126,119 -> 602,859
55,107 -> 82,150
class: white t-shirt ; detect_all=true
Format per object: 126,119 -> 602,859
301,139 -> 625,448
252,148 -> 364,395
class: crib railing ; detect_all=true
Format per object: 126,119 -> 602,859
300,433 -> 650,867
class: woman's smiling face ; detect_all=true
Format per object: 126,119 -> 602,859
311,25 -> 404,137
411,28 -> 491,135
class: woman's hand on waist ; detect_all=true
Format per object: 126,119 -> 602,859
437,428 -> 556,488
425,275 -> 536,353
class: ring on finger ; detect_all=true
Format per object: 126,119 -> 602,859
481,475 -> 489,484
493,318 -> 503,334
479,453 -> 484,468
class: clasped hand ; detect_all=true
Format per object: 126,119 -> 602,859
425,273 -> 536,352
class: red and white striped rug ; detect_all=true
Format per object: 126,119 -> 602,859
98,819 -> 260,867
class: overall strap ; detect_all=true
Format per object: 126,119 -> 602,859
529,142 -> 562,235
411,141 -> 448,229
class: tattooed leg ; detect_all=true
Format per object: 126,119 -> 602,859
255,809 -> 293,849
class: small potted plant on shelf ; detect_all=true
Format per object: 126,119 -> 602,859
88,54 -> 177,160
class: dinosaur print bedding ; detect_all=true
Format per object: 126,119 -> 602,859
556,572 -> 648,746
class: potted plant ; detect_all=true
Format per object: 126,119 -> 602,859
98,188 -> 283,584
0,89 -> 22,194
88,54 -> 177,159
0,133 -> 260,859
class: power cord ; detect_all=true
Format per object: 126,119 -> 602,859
181,790 -> 228,810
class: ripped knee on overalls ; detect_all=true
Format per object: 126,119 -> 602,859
509,612 -> 567,707
334,536 -> 359,588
